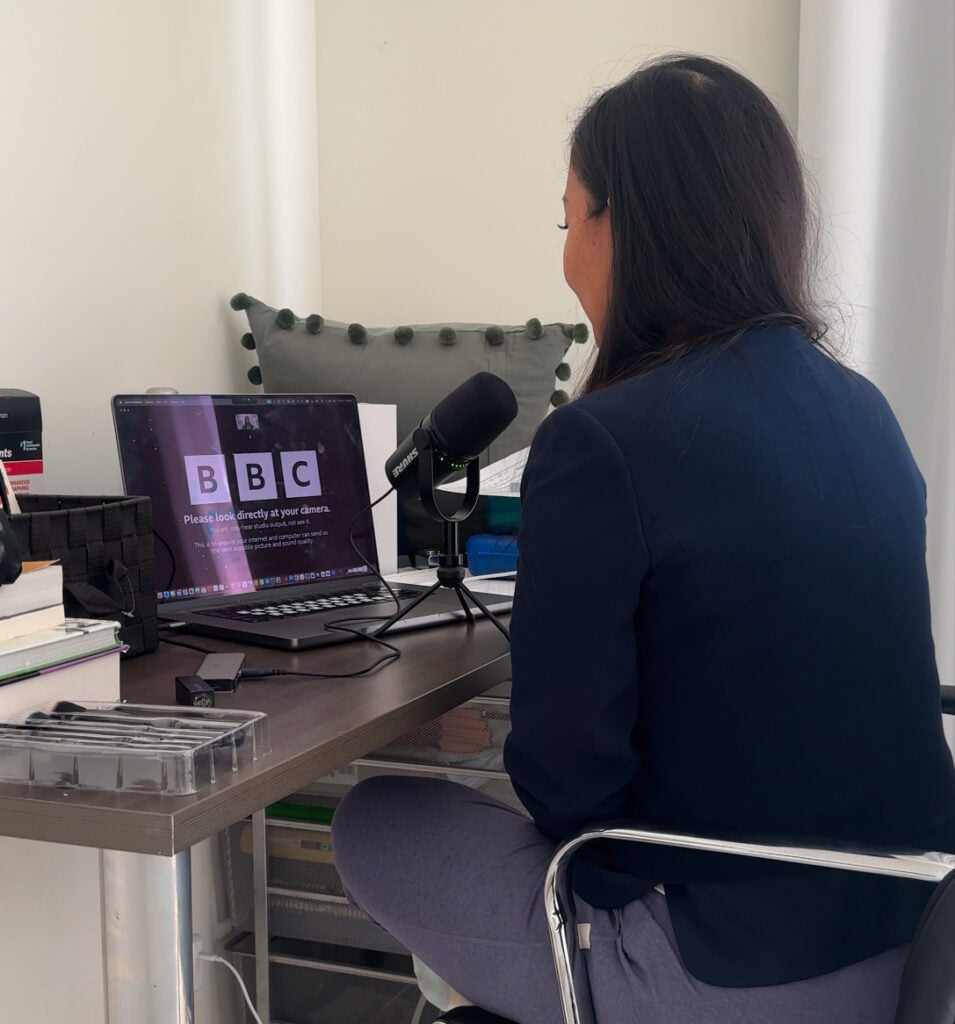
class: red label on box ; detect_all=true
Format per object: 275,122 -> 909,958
3,459 -> 43,476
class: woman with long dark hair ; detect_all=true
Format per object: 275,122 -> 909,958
332,55 -> 955,1024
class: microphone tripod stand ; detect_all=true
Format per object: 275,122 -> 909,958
372,429 -> 511,642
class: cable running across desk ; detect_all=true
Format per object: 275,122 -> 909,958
159,487 -> 405,677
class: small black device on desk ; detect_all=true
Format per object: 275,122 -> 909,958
195,652 -> 245,691
175,652 -> 246,707
175,675 -> 216,708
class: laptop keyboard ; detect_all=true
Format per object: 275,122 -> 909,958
199,587 -> 417,621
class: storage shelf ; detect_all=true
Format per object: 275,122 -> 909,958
225,694 -> 513,1023
226,931 -> 418,984
268,886 -> 350,905
352,757 -> 510,780
224,931 -> 437,1024
225,929 -> 415,983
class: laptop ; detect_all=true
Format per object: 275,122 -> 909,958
112,393 -> 512,650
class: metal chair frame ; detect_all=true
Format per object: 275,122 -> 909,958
544,826 -> 955,1024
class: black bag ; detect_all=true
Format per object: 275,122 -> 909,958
8,495 -> 159,658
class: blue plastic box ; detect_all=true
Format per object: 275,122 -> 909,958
466,534 -> 518,576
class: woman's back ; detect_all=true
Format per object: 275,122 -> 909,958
593,326 -> 947,839
505,323 -> 955,984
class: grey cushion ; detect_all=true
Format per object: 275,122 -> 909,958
232,294 -> 587,553
233,294 -> 583,462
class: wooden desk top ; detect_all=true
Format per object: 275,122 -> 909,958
0,623 -> 511,855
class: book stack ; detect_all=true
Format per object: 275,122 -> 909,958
0,562 -> 122,720
0,562 -> 64,641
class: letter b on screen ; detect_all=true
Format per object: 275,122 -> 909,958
235,453 -> 278,501
185,455 -> 230,505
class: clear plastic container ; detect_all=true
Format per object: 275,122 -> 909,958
0,701 -> 270,794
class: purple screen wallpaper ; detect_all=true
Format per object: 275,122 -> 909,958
113,394 -> 379,604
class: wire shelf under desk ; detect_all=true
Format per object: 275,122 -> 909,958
225,932 -> 442,1024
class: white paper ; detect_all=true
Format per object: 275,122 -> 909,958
384,568 -> 516,597
358,403 -> 398,576
0,461 -> 21,515
438,447 -> 528,497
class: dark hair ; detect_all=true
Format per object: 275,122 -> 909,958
571,54 -> 827,394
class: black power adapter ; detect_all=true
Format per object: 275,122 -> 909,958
174,652 -> 246,706
175,675 -> 216,708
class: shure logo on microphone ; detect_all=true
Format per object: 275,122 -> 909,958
391,448 -> 418,478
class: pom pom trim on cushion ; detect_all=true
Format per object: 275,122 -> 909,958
231,297 -> 580,413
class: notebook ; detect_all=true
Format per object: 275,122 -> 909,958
112,394 -> 512,650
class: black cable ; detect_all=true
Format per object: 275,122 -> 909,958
160,635 -> 220,654
240,626 -> 401,679
153,529 -> 178,592
157,488 -> 405,677
162,630 -> 399,676
346,487 -> 401,611
304,485 -> 406,673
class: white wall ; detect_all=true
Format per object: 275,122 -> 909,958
0,3 -> 320,1023
0,840 -> 106,1023
0,0 -> 322,497
797,0 -> 955,691
0,1 -> 799,1021
313,0 -> 801,392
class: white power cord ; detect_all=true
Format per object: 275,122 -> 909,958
200,948 -> 429,1024
198,952 -> 265,1024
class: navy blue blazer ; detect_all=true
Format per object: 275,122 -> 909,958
503,326 -> 955,987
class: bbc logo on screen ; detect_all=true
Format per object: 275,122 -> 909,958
184,452 -> 322,504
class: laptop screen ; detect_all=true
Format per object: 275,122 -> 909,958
112,394 -> 380,606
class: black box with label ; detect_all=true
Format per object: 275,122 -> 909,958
0,389 -> 42,495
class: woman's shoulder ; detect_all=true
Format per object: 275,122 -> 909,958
573,325 -> 865,419
561,325 -> 902,466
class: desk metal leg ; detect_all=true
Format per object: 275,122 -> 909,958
100,847 -> 194,1024
252,808 -> 271,1023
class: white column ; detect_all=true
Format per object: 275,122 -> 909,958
798,0 -> 955,691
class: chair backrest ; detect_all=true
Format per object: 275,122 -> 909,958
894,868 -> 955,1024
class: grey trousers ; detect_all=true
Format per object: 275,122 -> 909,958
331,776 -> 907,1024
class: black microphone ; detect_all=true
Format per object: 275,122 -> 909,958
385,372 -> 518,496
